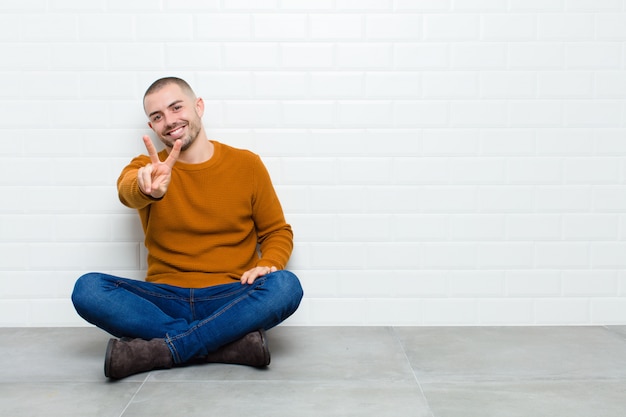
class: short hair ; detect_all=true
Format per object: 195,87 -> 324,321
143,77 -> 195,100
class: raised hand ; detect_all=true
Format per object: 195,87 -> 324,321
137,135 -> 182,199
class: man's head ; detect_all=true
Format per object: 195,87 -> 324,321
143,77 -> 205,152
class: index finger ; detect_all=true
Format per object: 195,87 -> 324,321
142,135 -> 161,164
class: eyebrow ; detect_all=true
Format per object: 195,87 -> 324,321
148,100 -> 184,119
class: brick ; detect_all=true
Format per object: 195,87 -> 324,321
423,14 -> 480,40
196,72 -> 253,98
394,43 -> 449,69
480,129 -> 535,155
452,43 -> 507,69
565,43 -> 622,69
566,0 -> 622,11
450,215 -> 505,240
423,129 -> 480,155
564,158 -> 620,184
449,271 -> 505,296
509,101 -> 563,127
136,14 -> 193,41
78,14 -> 133,41
509,0 -> 562,11
593,186 -> 626,212
596,13 -> 626,39
392,214 -> 449,241
223,101 -> 280,127
535,129 -> 594,155
480,300 -> 534,325
508,43 -> 564,69
282,101 -> 335,126
506,214 -> 562,240
422,72 -> 478,98
419,187 -> 477,212
342,0 -> 392,9
423,243 -> 478,268
196,14 -> 252,39
534,186 -> 591,212
448,158 -> 507,184
480,71 -> 536,98
591,243 -> 626,268
254,72 -> 309,98
338,101 -> 393,126
422,299 -> 478,325
481,14 -> 536,40
507,158 -> 563,184
310,14 -> 363,39
394,101 -> 448,127
564,101 -> 623,127
452,0 -> 506,11
366,14 -> 421,39
506,271 -> 562,297
535,242 -> 590,268
537,13 -> 595,40
21,14 -> 77,41
311,72 -> 364,98
479,243 -> 534,268
395,0 -> 451,11
450,101 -> 508,127
595,71 -> 626,98
537,71 -> 593,98
393,157 -> 450,184
535,299 -> 591,325
224,43 -> 278,68
366,72 -> 420,97
478,186 -> 534,212
282,43 -> 334,68
337,43 -> 392,68
563,214 -> 619,240
337,214 -> 391,241
253,14 -> 308,39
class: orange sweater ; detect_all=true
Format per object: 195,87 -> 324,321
117,141 -> 293,288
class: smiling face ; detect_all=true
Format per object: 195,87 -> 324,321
144,82 -> 205,152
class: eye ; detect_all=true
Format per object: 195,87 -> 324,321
151,114 -> 161,122
173,105 -> 182,111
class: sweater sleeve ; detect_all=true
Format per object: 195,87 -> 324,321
117,155 -> 160,209
251,155 -> 293,270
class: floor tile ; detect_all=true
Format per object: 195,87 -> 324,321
0,327 -> 113,382
122,380 -> 432,417
0,381 -> 141,417
150,326 -> 416,382
422,380 -> 626,417
394,326 -> 626,382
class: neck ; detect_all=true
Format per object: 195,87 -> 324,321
170,132 -> 214,164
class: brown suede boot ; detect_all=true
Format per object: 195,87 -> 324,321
202,330 -> 270,367
104,338 -> 174,379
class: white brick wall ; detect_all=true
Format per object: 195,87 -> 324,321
1,1 -> 626,327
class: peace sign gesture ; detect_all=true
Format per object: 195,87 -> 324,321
137,135 -> 182,199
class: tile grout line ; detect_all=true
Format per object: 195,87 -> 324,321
117,375 -> 150,417
390,326 -> 437,417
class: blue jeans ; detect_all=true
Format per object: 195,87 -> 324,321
71,271 -> 303,364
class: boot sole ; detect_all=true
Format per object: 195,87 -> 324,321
259,329 -> 271,367
104,338 -> 116,378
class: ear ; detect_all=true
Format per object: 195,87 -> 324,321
195,97 -> 205,117
147,121 -> 154,130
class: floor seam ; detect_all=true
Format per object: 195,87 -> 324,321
117,374 -> 149,417
391,326 -> 436,417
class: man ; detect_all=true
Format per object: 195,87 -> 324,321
72,77 -> 303,379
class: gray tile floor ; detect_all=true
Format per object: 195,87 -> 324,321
1,326 -> 626,416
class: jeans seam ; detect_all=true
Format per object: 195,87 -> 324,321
167,277 -> 267,345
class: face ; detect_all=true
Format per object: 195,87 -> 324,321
144,83 -> 204,152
